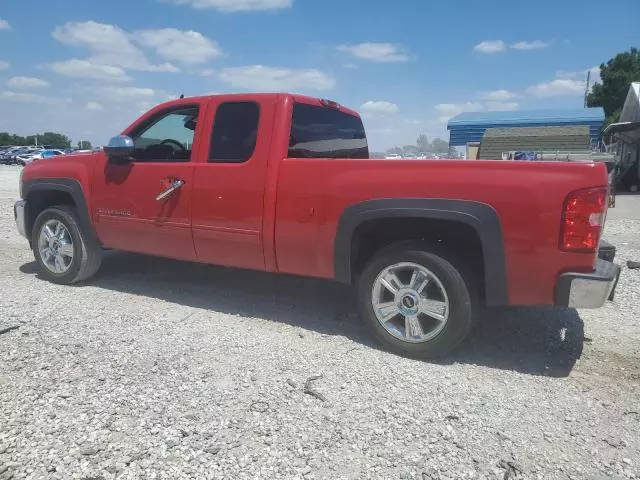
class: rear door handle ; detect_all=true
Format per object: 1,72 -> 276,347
156,179 -> 185,201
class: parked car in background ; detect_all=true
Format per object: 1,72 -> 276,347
0,147 -> 24,164
0,146 -> 59,165
41,149 -> 66,159
2,147 -> 41,165
16,149 -> 66,165
16,153 -> 41,166
14,148 -> 44,165
384,153 -> 403,159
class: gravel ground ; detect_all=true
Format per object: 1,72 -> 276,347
0,164 -> 639,480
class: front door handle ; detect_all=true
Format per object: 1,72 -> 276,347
156,179 -> 185,201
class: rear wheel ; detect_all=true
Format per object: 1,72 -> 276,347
32,205 -> 102,284
358,242 -> 474,358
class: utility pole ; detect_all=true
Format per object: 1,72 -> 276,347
584,70 -> 591,108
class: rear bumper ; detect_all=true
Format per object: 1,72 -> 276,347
555,257 -> 621,309
14,200 -> 27,239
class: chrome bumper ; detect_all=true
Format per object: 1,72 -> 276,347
556,259 -> 621,309
14,200 -> 27,239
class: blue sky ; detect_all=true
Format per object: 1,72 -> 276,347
0,0 -> 638,150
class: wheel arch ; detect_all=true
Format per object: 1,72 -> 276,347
23,179 -> 94,242
334,198 -> 508,306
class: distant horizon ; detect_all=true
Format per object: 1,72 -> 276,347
1,0 -> 638,150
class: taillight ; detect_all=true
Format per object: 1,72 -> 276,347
560,186 -> 608,253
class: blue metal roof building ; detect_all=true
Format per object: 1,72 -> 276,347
447,108 -> 605,146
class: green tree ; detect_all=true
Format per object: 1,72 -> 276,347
77,140 -> 93,150
416,134 -> 429,153
0,133 -> 26,145
402,144 -> 418,156
0,132 -> 71,147
431,138 -> 450,154
587,48 -> 640,125
40,132 -> 72,149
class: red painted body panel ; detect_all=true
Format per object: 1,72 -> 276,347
20,93 -> 609,307
189,94 -> 279,270
89,97 -> 212,261
274,159 -> 608,305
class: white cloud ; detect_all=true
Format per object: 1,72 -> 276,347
85,101 -> 104,111
51,21 -> 180,72
360,101 -> 399,115
485,101 -> 519,111
434,102 -> 484,123
49,59 -> 132,82
200,68 -> 216,77
434,96 -> 519,120
510,40 -> 552,50
338,43 -> 410,63
53,21 -> 146,69
133,29 -> 222,65
161,0 -> 292,12
0,61 -> 11,70
481,89 -> 519,101
143,63 -> 180,73
473,40 -> 506,54
0,18 -> 10,30
435,102 -> 484,116
0,91 -> 67,105
526,78 -> 586,97
100,86 -> 160,101
556,66 -> 600,81
219,65 -> 335,91
7,76 -> 50,89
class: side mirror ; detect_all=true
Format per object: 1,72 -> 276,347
104,135 -> 134,163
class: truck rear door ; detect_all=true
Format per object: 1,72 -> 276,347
190,96 -> 277,270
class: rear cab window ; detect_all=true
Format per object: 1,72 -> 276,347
288,102 -> 369,159
209,101 -> 260,163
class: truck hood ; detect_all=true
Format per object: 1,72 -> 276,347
21,150 -> 102,186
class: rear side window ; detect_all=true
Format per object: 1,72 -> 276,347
288,103 -> 369,159
209,102 -> 260,163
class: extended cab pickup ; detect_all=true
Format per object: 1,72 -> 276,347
14,93 -> 620,358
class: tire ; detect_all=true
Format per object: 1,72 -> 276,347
31,205 -> 102,284
357,241 -> 474,359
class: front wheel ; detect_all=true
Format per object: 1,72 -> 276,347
358,243 -> 474,359
32,205 -> 102,284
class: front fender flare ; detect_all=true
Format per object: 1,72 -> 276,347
22,178 -> 94,240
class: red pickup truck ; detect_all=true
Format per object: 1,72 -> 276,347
14,93 -> 620,358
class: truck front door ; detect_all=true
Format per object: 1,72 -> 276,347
92,103 -> 204,260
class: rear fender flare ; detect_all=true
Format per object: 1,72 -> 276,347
334,198 -> 508,305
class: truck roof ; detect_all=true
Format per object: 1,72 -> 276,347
153,93 -> 361,118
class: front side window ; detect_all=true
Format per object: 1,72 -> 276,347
288,103 -> 369,159
131,106 -> 199,162
209,102 -> 260,163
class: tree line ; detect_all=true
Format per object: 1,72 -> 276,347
0,132 -> 92,150
588,47 -> 640,126
379,135 -> 453,157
